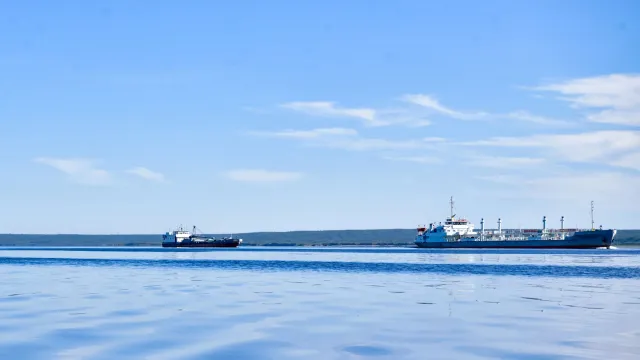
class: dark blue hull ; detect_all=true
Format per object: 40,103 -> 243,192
415,229 -> 616,249
162,239 -> 241,248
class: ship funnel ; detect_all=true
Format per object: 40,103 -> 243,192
560,216 -> 564,230
498,218 -> 502,234
542,216 -> 547,231
480,218 -> 485,234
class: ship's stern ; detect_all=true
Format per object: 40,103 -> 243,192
414,234 -> 425,247
414,225 -> 427,247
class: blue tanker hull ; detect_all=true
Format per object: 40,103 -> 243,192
415,229 -> 616,249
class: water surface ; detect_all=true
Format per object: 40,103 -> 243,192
1,247 -> 639,359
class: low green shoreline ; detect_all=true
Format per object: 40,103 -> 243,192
1,229 -> 639,247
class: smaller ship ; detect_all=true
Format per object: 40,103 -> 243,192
161,225 -> 242,248
415,197 -> 616,249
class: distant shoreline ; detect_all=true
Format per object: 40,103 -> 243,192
1,229 -> 639,247
2,244 -> 640,249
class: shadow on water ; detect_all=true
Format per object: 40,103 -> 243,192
342,345 -> 394,356
1,256 -> 638,279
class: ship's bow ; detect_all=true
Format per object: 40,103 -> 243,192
574,228 -> 617,249
606,229 -> 617,248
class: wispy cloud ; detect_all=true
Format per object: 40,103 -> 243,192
503,111 -> 574,127
224,169 -> 303,182
34,157 -> 111,186
321,137 -> 433,151
530,73 -> 640,126
475,174 -> 521,185
279,91 -> 574,129
401,94 -> 488,120
532,74 -> 640,109
478,170 -> 640,204
280,101 -> 378,125
459,130 -> 640,171
262,74 -> 638,178
422,137 -> 447,143
610,152 -> 640,171
279,101 -> 432,127
402,94 -> 573,126
528,172 -> 640,203
250,126 -> 439,152
466,155 -> 547,169
126,167 -> 166,182
383,155 -> 442,164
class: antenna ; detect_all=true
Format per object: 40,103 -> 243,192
590,201 -> 594,230
450,196 -> 455,218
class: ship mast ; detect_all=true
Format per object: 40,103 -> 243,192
450,196 -> 455,219
590,201 -> 594,230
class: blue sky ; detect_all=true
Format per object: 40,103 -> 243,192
1,0 -> 639,234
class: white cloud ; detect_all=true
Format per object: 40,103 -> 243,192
402,94 -> 574,126
224,169 -> 303,182
249,126 -> 438,152
610,152 -> 640,171
466,155 -> 546,169
459,130 -> 640,170
475,174 -> 521,185
586,109 -> 640,126
262,74 -> 639,174
372,108 -> 433,127
383,155 -> 441,164
279,101 -> 432,127
531,74 -> 640,126
422,137 -> 447,143
126,167 -> 166,182
532,74 -> 640,109
401,94 -> 487,120
279,90 -> 577,129
473,170 -> 640,228
504,111 -> 574,127
34,157 -> 111,186
250,127 -> 358,139
323,137 -> 433,151
280,101 -> 378,125
480,170 -> 640,203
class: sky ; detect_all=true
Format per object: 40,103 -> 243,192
1,0 -> 639,234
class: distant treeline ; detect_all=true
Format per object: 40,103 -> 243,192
0,229 -> 639,247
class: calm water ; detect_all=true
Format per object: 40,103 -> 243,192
1,247 -> 640,360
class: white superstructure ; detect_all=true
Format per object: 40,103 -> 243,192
415,197 -> 597,244
416,197 -> 479,243
162,225 -> 194,244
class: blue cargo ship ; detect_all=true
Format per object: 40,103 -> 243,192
415,197 -> 616,249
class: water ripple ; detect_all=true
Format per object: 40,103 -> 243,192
1,256 -> 638,279
1,248 -> 639,359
